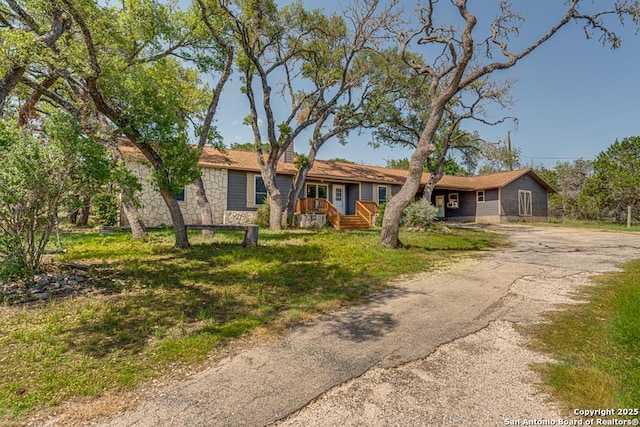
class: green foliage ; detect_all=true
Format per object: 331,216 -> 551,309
537,159 -> 593,220
386,157 -> 467,175
375,202 -> 386,227
0,121 -> 71,280
326,158 -> 355,164
403,199 -> 438,228
583,136 -> 640,222
93,193 -> 119,227
230,142 -> 271,152
477,142 -> 521,174
254,198 -> 271,228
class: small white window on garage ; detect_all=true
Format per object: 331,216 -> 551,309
477,190 -> 485,203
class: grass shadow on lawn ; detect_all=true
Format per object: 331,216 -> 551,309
0,227 -> 504,421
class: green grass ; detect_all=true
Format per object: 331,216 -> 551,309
545,219 -> 640,232
528,259 -> 640,412
0,227 -> 504,422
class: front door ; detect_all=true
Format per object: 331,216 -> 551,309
333,184 -> 346,214
435,195 -> 445,218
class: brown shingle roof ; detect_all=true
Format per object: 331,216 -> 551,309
119,141 -> 554,192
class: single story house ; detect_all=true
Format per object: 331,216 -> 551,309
118,142 -> 555,230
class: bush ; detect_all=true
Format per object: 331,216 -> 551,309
374,202 -> 386,227
0,124 -> 71,280
254,199 -> 271,228
93,193 -> 119,226
403,199 -> 438,228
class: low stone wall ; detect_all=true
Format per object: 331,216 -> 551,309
295,213 -> 326,229
224,210 -> 257,225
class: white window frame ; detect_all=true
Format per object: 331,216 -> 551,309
518,190 -> 533,216
477,190 -> 485,203
306,183 -> 329,199
247,173 -> 268,208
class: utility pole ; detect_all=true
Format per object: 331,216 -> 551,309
507,131 -> 513,171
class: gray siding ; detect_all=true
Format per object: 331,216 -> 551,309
361,183 -> 373,201
501,174 -> 549,221
227,170 -> 292,211
432,189 -> 476,221
276,175 -> 293,209
227,170 -> 249,211
346,184 -> 359,215
476,188 -> 499,217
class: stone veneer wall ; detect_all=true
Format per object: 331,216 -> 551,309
122,161 -> 227,228
295,213 -> 326,229
223,210 -> 258,225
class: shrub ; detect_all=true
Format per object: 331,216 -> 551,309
403,199 -> 438,228
254,199 -> 271,228
0,124 -> 71,280
93,193 -> 119,226
374,202 -> 386,227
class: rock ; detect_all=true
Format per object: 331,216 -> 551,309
33,292 -> 49,300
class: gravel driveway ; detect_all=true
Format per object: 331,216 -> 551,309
37,225 -> 640,427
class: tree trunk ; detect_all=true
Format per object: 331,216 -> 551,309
421,172 -> 444,203
269,192 -> 283,231
68,209 -> 78,225
285,162 -> 313,227
121,199 -> 146,240
381,109 -> 441,248
0,10 -> 68,114
159,187 -> 190,248
194,176 -> 215,238
260,164 -> 283,231
79,195 -> 91,226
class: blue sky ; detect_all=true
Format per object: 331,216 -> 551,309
206,1 -> 640,169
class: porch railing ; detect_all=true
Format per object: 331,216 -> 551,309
295,197 -> 341,229
355,200 -> 379,226
295,197 -> 328,214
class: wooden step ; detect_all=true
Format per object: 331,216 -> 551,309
334,215 -> 371,230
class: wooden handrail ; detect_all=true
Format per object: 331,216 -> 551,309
325,199 -> 341,229
295,198 -> 328,214
355,200 -> 379,226
295,197 -> 342,229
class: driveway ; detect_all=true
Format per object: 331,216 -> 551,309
48,225 -> 640,426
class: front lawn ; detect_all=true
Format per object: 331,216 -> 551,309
0,227 -> 504,422
528,259 -> 640,411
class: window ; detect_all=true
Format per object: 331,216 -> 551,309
255,176 -> 267,206
447,193 -> 459,208
174,186 -> 186,202
306,183 -> 328,199
377,185 -> 388,204
477,191 -> 485,203
334,187 -> 343,202
518,190 -> 532,216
